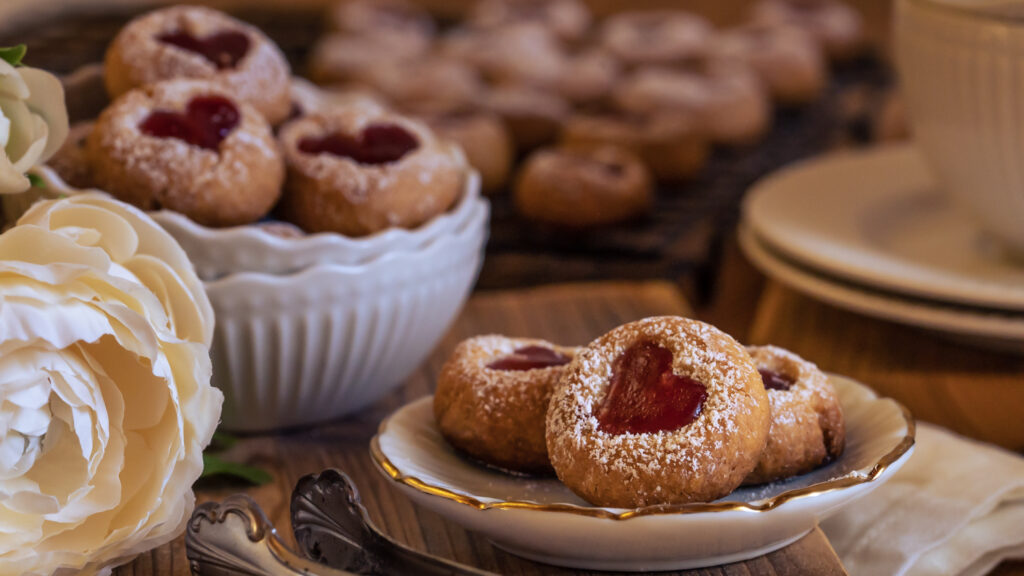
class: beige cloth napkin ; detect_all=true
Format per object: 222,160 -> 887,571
822,423 -> 1024,576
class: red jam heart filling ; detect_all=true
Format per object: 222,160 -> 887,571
487,346 -> 571,371
759,369 -> 795,391
158,30 -> 250,69
298,123 -> 420,165
139,96 -> 240,151
596,341 -> 708,435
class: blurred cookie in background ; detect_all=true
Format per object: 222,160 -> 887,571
515,146 -> 652,229
613,62 -> 771,147
479,84 -> 570,152
419,106 -> 514,196
714,23 -> 826,106
561,111 -> 708,182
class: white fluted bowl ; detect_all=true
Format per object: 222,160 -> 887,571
206,198 -> 489,431
16,167 -> 490,431
153,171 -> 482,280
19,167 -> 481,279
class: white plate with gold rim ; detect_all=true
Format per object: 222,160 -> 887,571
370,376 -> 914,571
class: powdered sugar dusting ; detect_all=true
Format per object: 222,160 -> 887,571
744,344 -> 845,477
746,345 -> 826,427
106,6 -> 291,122
279,107 -> 467,229
88,79 -> 284,225
442,335 -> 579,417
546,316 -> 768,505
434,335 -> 580,473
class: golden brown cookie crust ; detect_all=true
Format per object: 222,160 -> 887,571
552,49 -> 621,106
359,57 -> 483,114
469,0 -> 592,44
561,112 -> 708,182
49,121 -> 95,189
104,5 -> 292,124
546,316 -> 771,508
600,11 -> 712,67
307,33 -> 424,86
714,23 -> 826,106
327,0 -> 435,49
442,24 -> 567,87
278,109 -> 466,236
477,85 -> 569,152
434,335 -> 578,474
421,108 -> 512,195
288,77 -> 388,120
743,345 -> 846,485
751,0 -> 865,62
613,63 -> 771,147
87,79 -> 284,227
514,146 -> 652,228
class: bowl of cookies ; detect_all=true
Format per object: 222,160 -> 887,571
372,317 -> 914,570
22,5 -> 489,431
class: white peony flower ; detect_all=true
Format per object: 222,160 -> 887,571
0,193 -> 221,575
0,56 -> 69,194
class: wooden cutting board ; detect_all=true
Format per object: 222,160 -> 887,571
114,281 -> 846,576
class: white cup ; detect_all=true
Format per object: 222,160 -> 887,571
896,0 -> 1024,251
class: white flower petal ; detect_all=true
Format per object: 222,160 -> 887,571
0,95 -> 37,166
11,407 -> 49,438
0,61 -> 30,100
0,435 -> 28,474
11,114 -> 48,173
0,144 -> 29,194
19,194 -> 214,346
0,196 -> 220,575
18,67 -> 69,162
4,490 -> 59,516
0,111 -> 10,149
0,64 -> 65,195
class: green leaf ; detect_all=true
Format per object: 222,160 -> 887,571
0,45 -> 27,67
210,430 -> 238,451
200,454 -> 273,485
27,173 -> 45,188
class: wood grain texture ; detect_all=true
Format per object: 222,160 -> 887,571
114,281 -> 846,576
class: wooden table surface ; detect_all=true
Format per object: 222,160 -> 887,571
703,239 -> 1024,576
114,282 -> 850,576
8,0 -> 1018,574
106,238 -> 1023,576
112,270 -> 1024,575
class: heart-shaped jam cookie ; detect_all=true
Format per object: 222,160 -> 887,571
298,123 -> 419,165
488,346 -> 571,371
596,341 -> 708,435
139,96 -> 240,150
158,30 -> 250,69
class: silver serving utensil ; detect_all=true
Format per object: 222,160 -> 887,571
186,470 -> 496,576
186,494 -> 356,576
290,469 -> 496,576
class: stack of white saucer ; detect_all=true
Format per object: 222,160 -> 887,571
739,144 -> 1024,353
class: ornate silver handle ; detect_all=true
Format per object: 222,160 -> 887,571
186,471 -> 496,576
186,494 -> 356,576
290,469 -> 496,576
